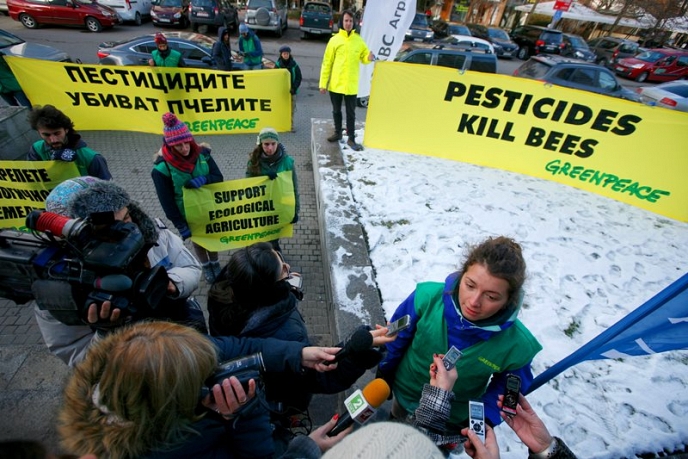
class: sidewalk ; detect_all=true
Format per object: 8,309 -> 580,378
0,93 -> 383,452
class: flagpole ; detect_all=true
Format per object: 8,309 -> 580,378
526,272 -> 688,394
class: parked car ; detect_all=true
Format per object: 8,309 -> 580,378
561,33 -> 595,62
0,27 -> 72,61
7,0 -> 121,32
431,20 -> 470,39
357,42 -> 497,107
0,0 -> 8,15
513,54 -> 639,101
435,35 -> 494,54
189,0 -> 238,32
614,48 -> 688,83
98,0 -> 151,25
635,80 -> 688,112
244,0 -> 287,37
150,0 -> 189,27
97,32 -> 275,69
466,23 -> 518,59
510,24 -> 564,60
586,36 -> 639,68
405,12 -> 433,42
299,1 -> 332,39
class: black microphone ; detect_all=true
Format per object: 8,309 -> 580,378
327,378 -> 391,436
323,327 -> 373,366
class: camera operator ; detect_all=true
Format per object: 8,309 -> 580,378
34,177 -> 206,367
58,321 -> 350,459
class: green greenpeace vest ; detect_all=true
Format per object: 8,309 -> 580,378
152,49 -> 182,67
32,140 -> 99,177
153,152 -> 211,218
394,281 -> 542,425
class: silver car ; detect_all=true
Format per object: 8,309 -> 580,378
244,0 -> 287,37
635,80 -> 688,112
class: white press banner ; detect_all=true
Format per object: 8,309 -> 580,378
358,0 -> 417,100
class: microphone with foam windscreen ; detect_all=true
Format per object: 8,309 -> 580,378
323,327 -> 373,366
327,378 -> 391,437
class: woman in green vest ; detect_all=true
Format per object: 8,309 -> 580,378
378,236 -> 542,438
152,112 -> 223,284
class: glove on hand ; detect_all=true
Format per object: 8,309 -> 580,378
179,226 -> 192,240
186,176 -> 208,188
267,171 -> 278,180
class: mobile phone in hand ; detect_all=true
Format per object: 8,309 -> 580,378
385,314 -> 411,337
442,345 -> 462,371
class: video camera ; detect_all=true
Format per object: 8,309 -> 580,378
201,353 -> 265,402
0,209 -> 169,326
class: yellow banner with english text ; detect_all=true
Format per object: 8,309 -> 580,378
183,173 -> 295,251
0,161 -> 80,230
6,57 -> 291,134
365,62 -> 688,222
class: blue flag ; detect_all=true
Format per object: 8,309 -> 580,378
528,272 -> 688,394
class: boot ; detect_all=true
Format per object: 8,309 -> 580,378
327,131 -> 342,142
347,138 -> 363,151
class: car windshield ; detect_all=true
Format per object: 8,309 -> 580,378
488,28 -> 509,40
248,0 -> 271,8
541,31 -> 562,43
517,60 -> 551,79
635,51 -> 667,63
159,0 -> 183,6
568,35 -> 589,49
412,13 -> 429,28
0,31 -> 24,49
448,25 -> 470,35
660,83 -> 688,97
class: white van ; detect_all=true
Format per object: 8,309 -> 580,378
98,0 -> 152,25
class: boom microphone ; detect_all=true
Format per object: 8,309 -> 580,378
327,378 -> 391,437
323,327 -> 373,366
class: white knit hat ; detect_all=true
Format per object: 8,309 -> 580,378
322,422 -> 445,459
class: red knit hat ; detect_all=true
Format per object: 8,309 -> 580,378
154,33 -> 168,45
162,112 -> 193,146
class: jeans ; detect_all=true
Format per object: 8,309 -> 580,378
329,91 -> 357,139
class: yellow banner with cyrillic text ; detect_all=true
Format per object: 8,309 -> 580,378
6,57 -> 291,134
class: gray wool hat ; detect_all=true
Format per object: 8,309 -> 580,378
67,179 -> 159,245
322,422 -> 445,459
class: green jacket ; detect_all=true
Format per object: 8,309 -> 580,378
0,56 -> 21,93
30,139 -> 101,177
246,144 -> 299,219
151,49 -> 183,67
319,29 -> 372,95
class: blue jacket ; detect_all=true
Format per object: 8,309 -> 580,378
212,27 -> 233,71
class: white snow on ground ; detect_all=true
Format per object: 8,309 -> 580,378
329,129 -> 688,459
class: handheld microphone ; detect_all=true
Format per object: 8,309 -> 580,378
93,274 -> 133,292
323,327 -> 373,366
327,378 -> 390,437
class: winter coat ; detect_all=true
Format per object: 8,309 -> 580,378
319,28 -> 372,95
378,272 -> 542,427
59,331 -> 322,459
212,27 -> 233,71
34,221 -> 203,367
245,144 -> 299,221
27,134 -> 112,180
276,56 -> 302,95
151,145 -> 223,234
238,30 -> 263,67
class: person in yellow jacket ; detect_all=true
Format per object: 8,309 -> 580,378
319,10 -> 374,151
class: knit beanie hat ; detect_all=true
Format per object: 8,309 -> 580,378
239,23 -> 249,34
322,422 -> 445,459
279,45 -> 291,54
67,180 -> 159,245
256,127 -> 279,145
45,176 -> 102,217
162,112 -> 194,146
154,32 -> 167,45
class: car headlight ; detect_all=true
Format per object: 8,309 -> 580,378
493,43 -> 503,50
630,63 -> 645,69
425,31 -> 433,38
151,10 -> 158,17
174,12 -> 181,18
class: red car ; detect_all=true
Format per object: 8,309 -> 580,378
7,0 -> 121,32
614,48 -> 688,83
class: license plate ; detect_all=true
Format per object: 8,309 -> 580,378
158,18 -> 170,22
616,66 -> 624,71
197,11 -> 209,16
247,18 -> 255,23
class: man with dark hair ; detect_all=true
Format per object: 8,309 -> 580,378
319,9 -> 374,151
148,32 -> 185,68
27,105 -> 112,180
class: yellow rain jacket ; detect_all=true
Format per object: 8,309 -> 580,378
319,28 -> 373,95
